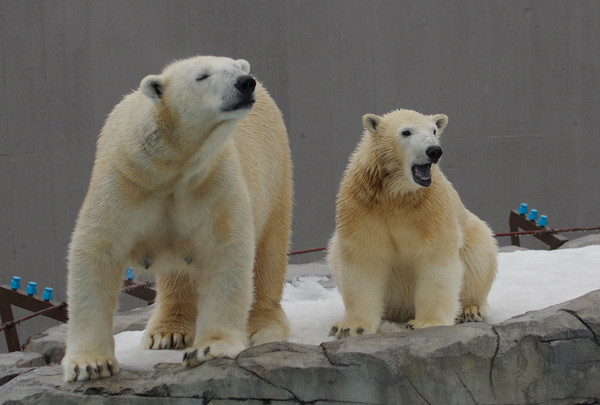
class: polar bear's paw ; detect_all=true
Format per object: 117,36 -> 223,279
406,319 -> 450,330
329,320 -> 377,339
182,338 -> 246,368
457,305 -> 485,323
249,324 -> 289,346
62,354 -> 120,382
141,329 -> 193,350
248,307 -> 290,345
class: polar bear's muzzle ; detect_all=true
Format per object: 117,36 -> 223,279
425,145 -> 443,163
235,75 -> 256,96
411,145 -> 443,187
223,75 -> 257,112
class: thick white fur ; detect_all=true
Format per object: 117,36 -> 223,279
62,56 -> 292,381
329,109 -> 497,338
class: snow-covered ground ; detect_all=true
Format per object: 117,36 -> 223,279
115,245 -> 600,371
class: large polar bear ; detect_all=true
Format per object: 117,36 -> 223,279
62,56 -> 293,381
328,109 -> 497,338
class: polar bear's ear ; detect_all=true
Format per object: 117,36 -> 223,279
236,59 -> 251,74
363,114 -> 382,134
140,74 -> 165,102
432,114 -> 448,133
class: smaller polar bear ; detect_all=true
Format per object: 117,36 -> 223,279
62,56 -> 293,382
329,109 -> 497,338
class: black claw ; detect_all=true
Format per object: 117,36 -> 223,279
204,346 -> 211,356
86,365 -> 92,376
357,328 -> 364,335
329,326 -> 338,336
184,349 -> 198,362
73,365 -> 80,378
107,363 -> 114,376
184,255 -> 193,265
95,365 -> 103,375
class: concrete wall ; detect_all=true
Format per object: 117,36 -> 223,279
1,1 -> 599,351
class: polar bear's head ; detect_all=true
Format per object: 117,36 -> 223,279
139,56 -> 255,128
362,109 -> 448,191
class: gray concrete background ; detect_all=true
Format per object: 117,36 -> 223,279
1,1 -> 599,351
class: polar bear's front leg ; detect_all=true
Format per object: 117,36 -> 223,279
62,246 -> 125,382
329,253 -> 388,339
407,258 -> 464,329
182,246 -> 254,367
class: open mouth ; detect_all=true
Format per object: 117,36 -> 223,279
411,163 -> 432,187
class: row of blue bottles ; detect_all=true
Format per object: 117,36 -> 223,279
9,267 -> 136,302
517,203 -> 548,227
9,277 -> 54,302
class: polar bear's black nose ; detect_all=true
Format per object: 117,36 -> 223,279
235,75 -> 256,96
426,145 -> 443,163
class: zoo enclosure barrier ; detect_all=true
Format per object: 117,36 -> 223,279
0,268 -> 157,352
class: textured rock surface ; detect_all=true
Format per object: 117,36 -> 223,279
560,233 -> 600,249
1,290 -> 599,404
0,351 -> 46,388
0,351 -> 45,371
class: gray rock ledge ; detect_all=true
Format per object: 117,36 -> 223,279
1,290 -> 599,404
